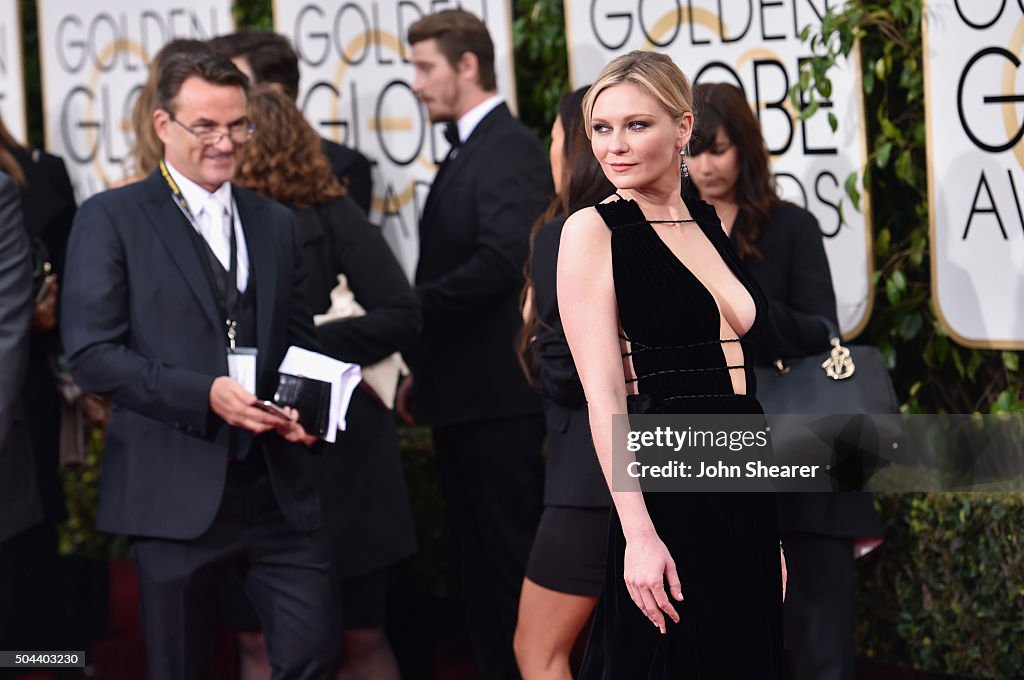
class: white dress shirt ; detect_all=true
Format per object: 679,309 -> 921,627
456,94 -> 505,144
164,160 -> 250,293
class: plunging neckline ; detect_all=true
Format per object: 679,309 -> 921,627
610,196 -> 755,340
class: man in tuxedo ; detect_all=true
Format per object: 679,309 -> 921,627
208,31 -> 374,214
398,10 -> 551,679
61,50 -> 340,679
0,170 -> 42,661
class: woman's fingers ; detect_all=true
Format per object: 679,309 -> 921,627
665,559 -> 684,602
625,582 -> 644,619
651,582 -> 679,624
636,587 -> 664,633
627,578 -> 677,633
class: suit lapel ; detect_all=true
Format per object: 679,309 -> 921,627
420,150 -> 458,228
141,172 -> 222,335
421,103 -> 511,233
233,186 -> 277,372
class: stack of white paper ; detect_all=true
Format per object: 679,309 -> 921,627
278,346 -> 362,443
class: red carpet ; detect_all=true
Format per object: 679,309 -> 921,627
11,560 -> 951,680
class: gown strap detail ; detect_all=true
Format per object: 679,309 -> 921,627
656,392 -> 748,403
628,337 -> 742,353
595,199 -> 645,231
631,363 -> 746,380
625,363 -> 747,387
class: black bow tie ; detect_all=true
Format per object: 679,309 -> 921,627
443,122 -> 461,148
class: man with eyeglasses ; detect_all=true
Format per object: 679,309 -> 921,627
61,49 -> 341,679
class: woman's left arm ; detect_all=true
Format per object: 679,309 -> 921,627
315,198 -> 422,365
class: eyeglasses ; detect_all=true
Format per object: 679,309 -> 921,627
169,114 -> 255,145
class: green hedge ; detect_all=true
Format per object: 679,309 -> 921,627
858,494 -> 1024,678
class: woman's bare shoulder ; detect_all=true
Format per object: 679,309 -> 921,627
563,204 -> 610,242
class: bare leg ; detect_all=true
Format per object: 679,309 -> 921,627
513,578 -> 598,680
237,631 -> 271,680
336,627 -> 401,680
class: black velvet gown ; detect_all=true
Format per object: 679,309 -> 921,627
578,196 -> 785,679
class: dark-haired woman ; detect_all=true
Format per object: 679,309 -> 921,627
688,81 -> 880,680
232,86 -> 420,680
512,87 -> 614,680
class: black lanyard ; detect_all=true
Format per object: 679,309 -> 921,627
160,160 -> 241,350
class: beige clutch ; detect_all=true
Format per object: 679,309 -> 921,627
313,274 -> 408,410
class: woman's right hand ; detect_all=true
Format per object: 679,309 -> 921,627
31,276 -> 59,331
623,530 -> 683,634
395,374 -> 415,426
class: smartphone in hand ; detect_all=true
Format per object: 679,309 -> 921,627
254,400 -> 292,421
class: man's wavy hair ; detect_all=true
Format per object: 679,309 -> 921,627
235,86 -> 346,209
407,9 -> 496,91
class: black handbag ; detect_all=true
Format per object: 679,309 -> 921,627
754,320 -> 905,483
754,343 -> 899,415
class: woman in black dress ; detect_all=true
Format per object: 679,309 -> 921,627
512,87 -> 613,680
233,86 -> 420,680
558,51 -> 786,678
688,81 -> 880,680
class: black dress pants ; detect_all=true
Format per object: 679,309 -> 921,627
433,414 -> 545,680
783,534 -> 856,680
132,453 -> 340,680
0,522 -> 69,678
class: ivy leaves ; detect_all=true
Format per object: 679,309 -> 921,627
793,1 -> 1022,416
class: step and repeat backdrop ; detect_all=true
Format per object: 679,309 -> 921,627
566,0 -> 872,336
273,0 -> 517,277
0,0 -> 26,143
924,0 -> 1024,349
36,0 -> 234,201
10,0 -> 1017,347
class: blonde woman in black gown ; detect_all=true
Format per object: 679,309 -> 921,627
557,51 -> 786,678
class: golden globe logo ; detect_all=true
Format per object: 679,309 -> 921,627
581,2 -> 844,234
50,7 -> 225,192
292,2 -> 475,231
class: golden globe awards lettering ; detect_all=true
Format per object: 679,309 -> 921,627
38,0 -> 233,201
925,0 -> 1024,348
567,0 -> 872,336
0,0 -> 26,143
274,0 -> 516,277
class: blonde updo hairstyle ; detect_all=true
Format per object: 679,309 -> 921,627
581,50 -> 694,147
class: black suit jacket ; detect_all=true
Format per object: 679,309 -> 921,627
9,145 -> 76,524
61,170 -> 322,540
413,103 -> 551,426
532,216 -> 609,507
322,138 -> 373,215
0,172 -> 42,544
8,146 -> 76,275
739,202 -> 881,538
296,197 -> 420,577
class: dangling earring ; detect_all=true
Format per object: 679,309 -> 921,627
679,148 -> 689,179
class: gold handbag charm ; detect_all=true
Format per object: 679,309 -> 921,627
821,337 -> 855,380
